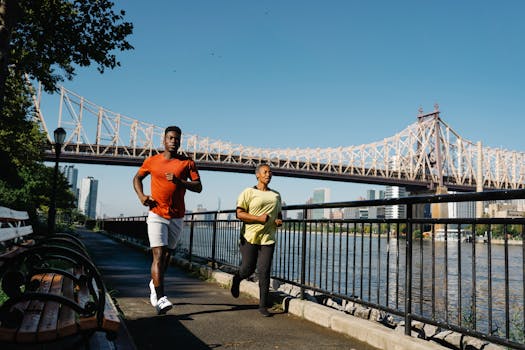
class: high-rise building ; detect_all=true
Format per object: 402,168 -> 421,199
78,176 -> 98,219
448,191 -> 476,219
365,188 -> 386,219
385,186 -> 407,219
385,155 -> 407,219
62,165 -> 78,194
312,188 -> 330,219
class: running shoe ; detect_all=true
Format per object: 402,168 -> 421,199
155,296 -> 173,315
258,307 -> 271,317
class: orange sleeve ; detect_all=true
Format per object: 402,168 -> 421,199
188,160 -> 200,181
138,156 -> 152,177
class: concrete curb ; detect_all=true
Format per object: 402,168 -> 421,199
284,298 -> 446,350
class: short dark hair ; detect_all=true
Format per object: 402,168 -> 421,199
255,163 -> 270,175
165,126 -> 181,135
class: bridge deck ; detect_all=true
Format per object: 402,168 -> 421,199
79,229 -> 379,350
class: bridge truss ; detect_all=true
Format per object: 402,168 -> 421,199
34,85 -> 525,191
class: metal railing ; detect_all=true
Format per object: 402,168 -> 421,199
100,189 -> 525,349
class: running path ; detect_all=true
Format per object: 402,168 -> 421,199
79,229 -> 378,350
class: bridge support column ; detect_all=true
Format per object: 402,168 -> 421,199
476,141 -> 484,218
431,186 -> 448,231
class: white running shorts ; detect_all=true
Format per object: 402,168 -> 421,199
146,211 -> 183,249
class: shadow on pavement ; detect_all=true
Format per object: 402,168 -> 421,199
126,315 -> 214,349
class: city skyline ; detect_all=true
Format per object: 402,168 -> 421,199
62,164 -> 525,219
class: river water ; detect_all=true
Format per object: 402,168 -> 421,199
181,224 -> 524,336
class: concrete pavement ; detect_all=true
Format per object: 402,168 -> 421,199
79,229 -> 378,350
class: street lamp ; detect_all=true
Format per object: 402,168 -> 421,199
48,127 -> 66,234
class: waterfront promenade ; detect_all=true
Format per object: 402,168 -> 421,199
79,228 -> 382,349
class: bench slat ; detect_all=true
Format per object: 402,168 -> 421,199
0,207 -> 29,221
16,273 -> 53,343
36,273 -> 64,342
101,294 -> 121,333
77,279 -> 98,331
84,275 -> 121,334
57,273 -> 78,338
0,226 -> 33,242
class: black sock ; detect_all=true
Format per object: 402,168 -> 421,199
155,286 -> 164,298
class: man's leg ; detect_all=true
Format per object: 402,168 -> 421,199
151,246 -> 166,298
164,217 -> 182,273
162,248 -> 173,272
146,213 -> 172,313
151,245 -> 173,314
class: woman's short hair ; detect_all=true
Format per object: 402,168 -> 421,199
255,163 -> 270,174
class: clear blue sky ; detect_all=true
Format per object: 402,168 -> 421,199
39,1 -> 525,218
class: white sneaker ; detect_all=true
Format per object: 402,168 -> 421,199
156,296 -> 173,315
149,280 -> 157,307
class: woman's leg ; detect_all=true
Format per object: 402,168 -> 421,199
256,243 -> 275,309
231,237 -> 258,298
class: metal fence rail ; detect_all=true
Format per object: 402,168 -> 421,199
100,189 -> 525,349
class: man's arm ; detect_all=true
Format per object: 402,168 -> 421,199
165,173 -> 202,193
133,171 -> 156,207
180,178 -> 203,193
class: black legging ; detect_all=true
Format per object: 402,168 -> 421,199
237,237 -> 275,308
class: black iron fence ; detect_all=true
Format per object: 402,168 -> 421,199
100,189 -> 525,349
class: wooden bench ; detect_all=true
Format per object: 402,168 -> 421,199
0,208 -> 121,348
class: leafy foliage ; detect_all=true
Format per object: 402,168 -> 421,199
0,74 -> 45,187
0,1 -> 133,231
9,0 -> 133,93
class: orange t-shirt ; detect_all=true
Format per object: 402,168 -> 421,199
138,153 -> 200,219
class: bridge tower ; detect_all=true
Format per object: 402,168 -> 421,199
415,105 -> 450,223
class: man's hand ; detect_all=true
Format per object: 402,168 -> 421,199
274,218 -> 283,227
140,195 -> 157,209
165,172 -> 181,185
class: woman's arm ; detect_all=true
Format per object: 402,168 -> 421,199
236,207 -> 268,224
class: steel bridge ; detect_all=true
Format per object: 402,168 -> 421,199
32,84 -> 525,192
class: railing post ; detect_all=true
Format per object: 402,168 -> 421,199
189,213 -> 195,268
405,203 -> 413,336
211,212 -> 218,267
300,208 -> 308,299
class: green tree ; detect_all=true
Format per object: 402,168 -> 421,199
0,0 -> 132,231
0,74 -> 44,177
0,0 -> 133,111
0,68 -> 74,231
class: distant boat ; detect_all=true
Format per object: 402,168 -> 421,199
433,228 -> 473,242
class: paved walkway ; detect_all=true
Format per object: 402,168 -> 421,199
79,229 -> 378,350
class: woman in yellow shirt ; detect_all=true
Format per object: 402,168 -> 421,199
231,163 -> 283,317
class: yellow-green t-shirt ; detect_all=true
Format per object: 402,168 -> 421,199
236,187 -> 282,245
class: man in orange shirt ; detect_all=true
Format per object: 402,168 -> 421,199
133,126 -> 202,314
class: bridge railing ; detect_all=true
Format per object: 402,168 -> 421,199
100,189 -> 525,349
